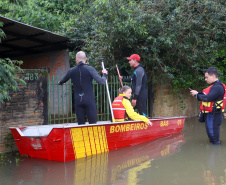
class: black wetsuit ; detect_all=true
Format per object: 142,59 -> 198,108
123,64 -> 148,116
59,62 -> 107,124
196,80 -> 224,144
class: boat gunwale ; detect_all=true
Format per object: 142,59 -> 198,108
9,116 -> 186,130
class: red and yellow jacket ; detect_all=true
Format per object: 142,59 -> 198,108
112,95 -> 127,120
112,94 -> 149,123
200,83 -> 226,113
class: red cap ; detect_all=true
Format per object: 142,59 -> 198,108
126,54 -> 140,61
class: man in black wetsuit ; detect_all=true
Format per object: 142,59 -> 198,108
119,54 -> 148,117
59,51 -> 108,125
190,67 -> 225,144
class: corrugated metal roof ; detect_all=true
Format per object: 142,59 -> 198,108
0,16 -> 70,58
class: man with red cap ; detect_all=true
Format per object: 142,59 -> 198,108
119,54 -> 148,117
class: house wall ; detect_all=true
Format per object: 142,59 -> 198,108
19,50 -> 70,77
0,69 -> 48,153
0,50 -> 71,153
18,50 -> 71,116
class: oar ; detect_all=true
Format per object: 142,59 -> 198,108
100,58 -> 115,122
116,64 -> 123,87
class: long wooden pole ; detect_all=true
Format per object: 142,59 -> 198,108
116,64 -> 123,87
100,59 -> 115,122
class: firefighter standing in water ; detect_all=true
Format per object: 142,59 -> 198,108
190,67 -> 226,144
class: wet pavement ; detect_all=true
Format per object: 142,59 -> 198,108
1,117 -> 226,185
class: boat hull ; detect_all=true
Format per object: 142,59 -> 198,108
9,116 -> 185,162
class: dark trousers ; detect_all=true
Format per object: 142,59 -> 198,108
205,112 -> 223,144
135,89 -> 148,117
74,94 -> 97,125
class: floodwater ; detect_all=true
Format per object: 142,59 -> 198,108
1,117 -> 226,185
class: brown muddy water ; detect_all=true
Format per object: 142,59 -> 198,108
1,117 -> 226,185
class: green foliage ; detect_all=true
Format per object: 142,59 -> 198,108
0,21 -> 26,103
140,0 -> 225,89
0,151 -> 28,166
0,58 -> 26,103
0,0 -> 63,33
67,0 -> 225,91
0,22 -> 5,42
214,48 -> 226,83
0,0 -> 225,91
0,152 -> 7,164
67,0 -> 147,68
4,132 -> 16,151
0,0 -> 91,33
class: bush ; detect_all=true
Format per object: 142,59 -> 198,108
68,0 -> 225,90
0,0 -> 225,90
0,58 -> 26,103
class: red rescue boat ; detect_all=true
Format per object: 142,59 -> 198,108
9,116 -> 185,162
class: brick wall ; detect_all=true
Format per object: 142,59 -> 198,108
18,50 -> 71,116
152,82 -> 199,117
0,69 -> 48,153
0,50 -> 71,153
19,50 -> 70,77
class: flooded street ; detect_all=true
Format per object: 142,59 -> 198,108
1,117 -> 226,185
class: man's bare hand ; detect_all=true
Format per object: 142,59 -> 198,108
131,99 -> 136,107
190,90 -> 198,96
102,69 -> 108,75
147,120 -> 153,126
118,75 -> 123,81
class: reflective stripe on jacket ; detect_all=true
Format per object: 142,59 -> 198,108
112,96 -> 127,120
200,83 -> 226,113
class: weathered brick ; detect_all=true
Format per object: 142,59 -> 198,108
152,82 -> 199,117
0,69 -> 48,153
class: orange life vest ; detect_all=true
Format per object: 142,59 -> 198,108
112,96 -> 127,119
200,83 -> 226,113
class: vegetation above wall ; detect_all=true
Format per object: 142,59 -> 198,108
0,0 -> 225,92
0,58 -> 26,103
0,22 -> 26,103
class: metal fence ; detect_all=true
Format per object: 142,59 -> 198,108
48,75 -> 148,124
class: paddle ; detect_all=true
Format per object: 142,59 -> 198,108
116,64 -> 123,87
100,58 -> 115,122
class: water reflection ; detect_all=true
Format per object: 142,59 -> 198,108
138,118 -> 226,185
202,145 -> 226,185
12,132 -> 184,185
